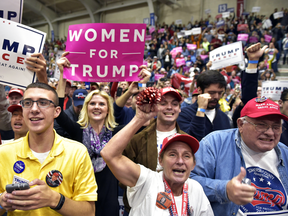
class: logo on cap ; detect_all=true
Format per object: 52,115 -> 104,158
75,93 -> 86,99
255,96 -> 267,103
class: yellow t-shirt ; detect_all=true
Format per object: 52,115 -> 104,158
0,131 -> 97,216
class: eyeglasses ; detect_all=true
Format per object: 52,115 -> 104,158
20,99 -> 56,108
244,119 -> 283,134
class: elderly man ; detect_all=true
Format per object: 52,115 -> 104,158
191,97 -> 288,216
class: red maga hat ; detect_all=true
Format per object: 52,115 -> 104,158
241,97 -> 288,121
159,133 -> 199,155
160,87 -> 182,101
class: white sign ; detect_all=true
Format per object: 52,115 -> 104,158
0,0 -> 23,23
210,42 -> 244,70
252,7 -> 261,13
191,27 -> 201,35
175,19 -> 182,25
0,18 -> 46,88
54,51 -> 64,80
222,12 -> 230,18
261,81 -> 288,101
273,11 -> 284,19
143,18 -> 149,25
205,9 -> 211,14
177,32 -> 185,39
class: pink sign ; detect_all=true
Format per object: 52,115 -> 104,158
187,43 -> 197,50
170,47 -> 183,59
176,58 -> 186,67
155,73 -> 165,81
237,34 -> 249,41
264,35 -> 272,43
145,35 -> 152,41
237,24 -> 248,31
149,27 -> 155,34
249,36 -> 258,43
63,23 -> 146,82
200,55 -> 208,60
158,28 -> 165,33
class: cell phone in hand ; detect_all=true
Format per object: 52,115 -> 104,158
146,82 -> 154,87
6,183 -> 30,193
116,87 -> 123,97
180,82 -> 185,90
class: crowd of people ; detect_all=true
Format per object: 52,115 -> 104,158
0,6 -> 288,216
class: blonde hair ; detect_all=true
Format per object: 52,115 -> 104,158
77,90 -> 118,130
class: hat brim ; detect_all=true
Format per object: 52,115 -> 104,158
73,100 -> 84,107
160,134 -> 199,155
247,112 -> 288,121
8,105 -> 22,113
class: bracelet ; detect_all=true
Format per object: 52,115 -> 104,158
245,68 -> 257,74
248,60 -> 259,64
197,108 -> 206,113
138,83 -> 146,87
51,193 -> 65,211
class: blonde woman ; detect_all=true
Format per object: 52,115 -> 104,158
56,52 -> 119,216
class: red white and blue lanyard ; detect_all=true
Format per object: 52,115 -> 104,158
163,178 -> 190,216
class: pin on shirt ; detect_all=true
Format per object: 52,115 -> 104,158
13,161 -> 25,174
46,170 -> 63,187
156,192 -> 172,210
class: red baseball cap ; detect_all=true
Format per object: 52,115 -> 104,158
8,89 -> 23,97
159,133 -> 199,155
241,97 -> 288,121
160,87 -> 182,101
192,88 -> 199,96
7,103 -> 22,113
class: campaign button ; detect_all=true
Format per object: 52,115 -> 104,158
156,192 -> 171,209
13,161 -> 25,174
46,170 -> 63,188
255,96 -> 267,103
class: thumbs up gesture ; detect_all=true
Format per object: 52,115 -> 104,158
226,167 -> 256,205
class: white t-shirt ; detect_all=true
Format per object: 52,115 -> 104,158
237,139 -> 287,215
127,165 -> 214,216
31,149 -> 50,164
205,109 -> 216,124
156,129 -> 177,171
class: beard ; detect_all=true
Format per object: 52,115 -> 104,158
207,99 -> 218,109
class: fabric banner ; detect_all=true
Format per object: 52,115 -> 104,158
0,0 -> 23,23
237,33 -> 249,41
187,43 -> 197,50
176,58 -> 186,67
264,35 -> 272,43
210,41 -> 244,70
261,81 -> 288,100
63,23 -> 146,82
171,73 -> 192,94
273,11 -> 284,19
252,7 -> 261,13
237,0 -> 244,18
0,18 -> 46,88
237,24 -> 248,31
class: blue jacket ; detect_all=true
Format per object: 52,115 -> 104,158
113,102 -> 136,125
177,101 -> 231,141
190,128 -> 288,216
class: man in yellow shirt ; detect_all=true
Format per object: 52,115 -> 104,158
0,82 -> 97,216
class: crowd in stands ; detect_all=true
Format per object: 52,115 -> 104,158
0,6 -> 288,216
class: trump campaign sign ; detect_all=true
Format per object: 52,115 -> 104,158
262,81 -> 288,100
0,18 -> 46,88
64,23 -> 146,82
0,0 -> 23,23
210,42 -> 244,70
